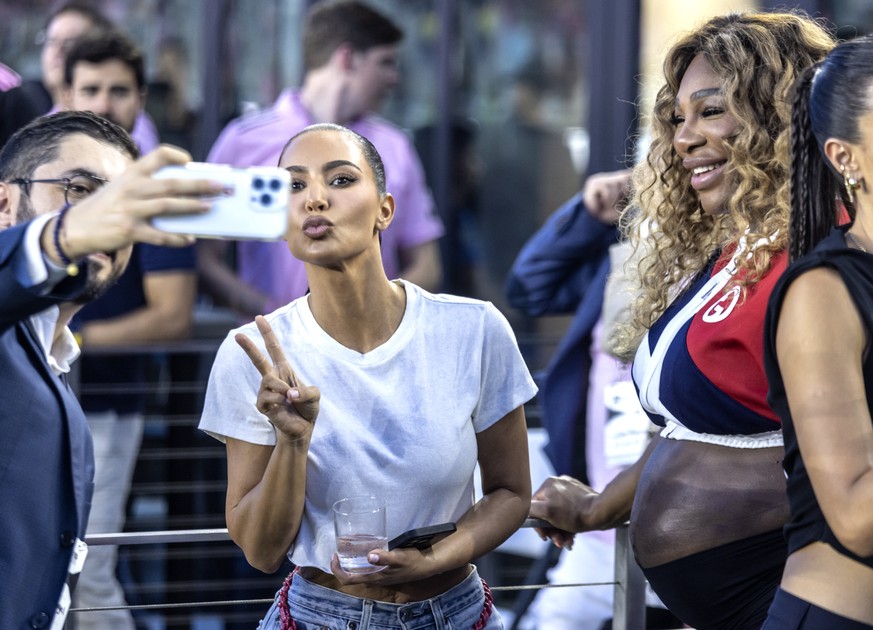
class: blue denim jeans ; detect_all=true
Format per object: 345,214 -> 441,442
258,565 -> 503,630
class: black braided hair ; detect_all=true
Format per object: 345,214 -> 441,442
789,34 -> 873,260
789,64 -> 827,261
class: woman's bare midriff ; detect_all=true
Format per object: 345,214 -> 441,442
297,564 -> 473,603
781,542 -> 873,624
629,437 -> 790,568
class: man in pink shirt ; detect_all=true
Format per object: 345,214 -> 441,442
201,0 -> 444,316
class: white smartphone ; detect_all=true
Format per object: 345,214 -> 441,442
151,162 -> 289,240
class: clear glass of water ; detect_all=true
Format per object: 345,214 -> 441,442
332,496 -> 388,574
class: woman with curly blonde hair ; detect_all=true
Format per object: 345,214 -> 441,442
621,12 -> 831,341
530,11 -> 834,629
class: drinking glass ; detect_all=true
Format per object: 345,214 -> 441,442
332,496 -> 388,574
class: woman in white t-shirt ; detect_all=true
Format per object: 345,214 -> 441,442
199,123 -> 538,629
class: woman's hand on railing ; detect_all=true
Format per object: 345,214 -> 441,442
529,475 -> 604,548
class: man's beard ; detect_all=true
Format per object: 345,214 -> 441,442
72,256 -> 125,305
16,196 -> 125,303
16,193 -> 36,223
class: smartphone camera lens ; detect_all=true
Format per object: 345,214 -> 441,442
260,193 -> 273,206
269,178 -> 282,191
253,177 -> 265,191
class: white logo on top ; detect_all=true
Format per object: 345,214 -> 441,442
702,286 -> 741,323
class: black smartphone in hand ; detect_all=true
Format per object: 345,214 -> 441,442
388,522 -> 457,550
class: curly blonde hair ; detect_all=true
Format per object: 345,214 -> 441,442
611,11 -> 834,360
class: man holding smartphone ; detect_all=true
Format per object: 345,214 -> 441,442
0,110 -> 219,630
62,29 -> 199,630
200,0 -> 444,318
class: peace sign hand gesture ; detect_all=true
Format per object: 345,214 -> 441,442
235,315 -> 320,443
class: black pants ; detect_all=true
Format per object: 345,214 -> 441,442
641,529 -> 787,630
762,587 -> 873,629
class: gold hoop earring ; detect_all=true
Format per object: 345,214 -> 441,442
841,164 -> 860,205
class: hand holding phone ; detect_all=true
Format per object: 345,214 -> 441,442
388,522 -> 457,551
151,162 -> 289,240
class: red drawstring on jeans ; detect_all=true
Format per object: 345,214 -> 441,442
276,567 -> 298,630
472,578 -> 494,630
276,569 -> 493,630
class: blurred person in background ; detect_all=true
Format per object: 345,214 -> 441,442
146,36 -> 200,153
21,2 -> 160,153
201,0 -> 443,319
0,60 -> 22,91
63,29 -> 145,135
0,61 -> 40,148
21,2 -> 111,114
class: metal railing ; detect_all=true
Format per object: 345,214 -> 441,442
75,520 -> 647,629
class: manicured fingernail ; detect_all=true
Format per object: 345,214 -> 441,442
288,389 -> 299,400
368,553 -> 380,563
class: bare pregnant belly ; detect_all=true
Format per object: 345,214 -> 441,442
629,437 -> 790,568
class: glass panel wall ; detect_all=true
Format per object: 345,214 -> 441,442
452,1 -> 588,307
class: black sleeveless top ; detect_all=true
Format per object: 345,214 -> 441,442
764,226 -> 873,568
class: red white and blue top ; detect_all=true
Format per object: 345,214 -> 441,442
633,243 -> 786,447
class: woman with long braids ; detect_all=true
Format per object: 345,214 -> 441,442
761,35 -> 873,629
529,12 -> 834,629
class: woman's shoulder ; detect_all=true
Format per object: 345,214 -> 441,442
401,281 -> 512,330
782,227 -> 864,283
416,285 -> 507,317
767,228 -> 873,325
402,280 -> 490,309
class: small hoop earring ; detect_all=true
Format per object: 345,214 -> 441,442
841,164 -> 860,205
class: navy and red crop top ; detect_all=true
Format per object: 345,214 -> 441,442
633,245 -> 786,438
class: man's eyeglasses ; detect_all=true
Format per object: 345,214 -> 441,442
11,174 -> 110,206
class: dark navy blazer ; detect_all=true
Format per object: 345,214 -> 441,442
0,221 -> 94,629
505,193 -> 618,481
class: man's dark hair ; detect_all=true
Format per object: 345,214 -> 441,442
43,2 -> 113,32
303,0 -> 403,72
64,28 -> 146,90
0,110 -> 138,182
